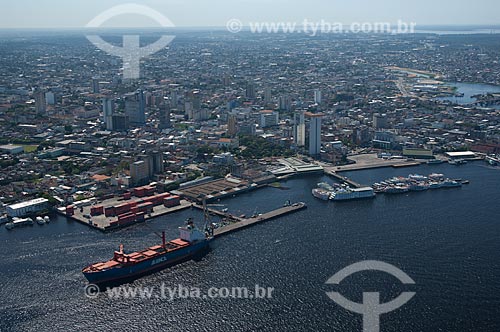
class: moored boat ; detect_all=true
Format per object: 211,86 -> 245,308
312,188 -> 331,201
5,217 -> 34,230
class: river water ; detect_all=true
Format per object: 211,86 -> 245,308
1,162 -> 499,331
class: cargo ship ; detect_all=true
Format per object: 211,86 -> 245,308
82,218 -> 212,287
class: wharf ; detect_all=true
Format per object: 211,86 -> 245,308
392,162 -> 422,168
324,169 -> 363,188
59,200 -> 192,232
212,202 -> 307,238
192,205 -> 244,222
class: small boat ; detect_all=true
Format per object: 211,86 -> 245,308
5,217 -> 34,230
44,216 -> 50,223
36,216 -> 46,225
312,188 -> 331,201
448,158 -> 467,165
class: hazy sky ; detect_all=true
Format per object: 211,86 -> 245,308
1,0 -> 499,28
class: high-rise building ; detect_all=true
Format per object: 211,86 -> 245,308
264,87 -> 272,103
159,101 -> 171,129
45,91 -> 56,105
314,89 -> 322,104
92,78 -> 100,94
227,114 -> 238,137
223,74 -> 231,87
373,113 -> 388,129
125,90 -> 146,126
279,95 -> 291,111
150,151 -> 164,175
130,160 -> 150,185
294,111 -> 306,147
111,114 -> 129,131
102,98 -> 114,130
34,89 -> 46,115
193,108 -> 210,122
259,110 -> 279,128
191,90 -> 202,110
246,81 -> 256,100
170,89 -> 178,108
239,123 -> 257,136
306,112 -> 323,156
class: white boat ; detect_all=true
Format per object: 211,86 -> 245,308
44,216 -> 50,223
5,217 -> 34,230
36,216 -> 46,225
427,159 -> 444,165
441,179 -> 462,188
409,174 -> 428,181
429,173 -> 445,180
330,187 -> 375,201
312,188 -> 331,201
449,159 -> 467,165
317,182 -> 334,191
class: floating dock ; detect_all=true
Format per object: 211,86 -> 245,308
212,202 -> 307,238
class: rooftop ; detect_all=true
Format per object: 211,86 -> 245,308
8,198 -> 49,210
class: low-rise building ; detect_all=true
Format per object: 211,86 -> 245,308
6,198 -> 49,217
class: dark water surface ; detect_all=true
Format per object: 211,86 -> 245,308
1,163 -> 499,332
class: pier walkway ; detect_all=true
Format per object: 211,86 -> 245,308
213,202 -> 307,238
324,169 -> 363,188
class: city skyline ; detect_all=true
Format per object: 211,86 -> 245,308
1,0 -> 500,29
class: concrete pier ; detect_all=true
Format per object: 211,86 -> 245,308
324,169 -> 363,188
59,200 -> 192,232
213,202 -> 307,238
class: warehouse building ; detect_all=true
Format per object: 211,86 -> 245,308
6,198 -> 49,217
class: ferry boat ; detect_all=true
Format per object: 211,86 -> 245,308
82,218 -> 212,288
330,187 -> 375,201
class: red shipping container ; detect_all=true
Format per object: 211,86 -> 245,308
66,205 -> 75,216
134,187 -> 146,197
90,205 -> 104,216
163,196 -> 180,208
136,212 -> 145,222
105,206 -> 116,217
